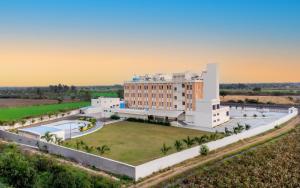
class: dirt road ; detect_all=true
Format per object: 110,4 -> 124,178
133,116 -> 300,188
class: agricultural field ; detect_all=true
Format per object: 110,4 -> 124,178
0,98 -> 79,108
91,91 -> 118,98
64,121 -> 209,165
160,125 -> 300,187
221,95 -> 299,104
0,101 -> 90,122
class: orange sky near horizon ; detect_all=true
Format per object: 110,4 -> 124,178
0,39 -> 299,86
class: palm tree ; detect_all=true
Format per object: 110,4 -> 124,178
174,140 -> 183,151
96,145 -> 110,155
160,143 -> 172,155
54,136 -> 63,145
183,136 -> 195,148
84,145 -> 94,153
195,135 -> 208,145
76,140 -> 81,149
41,131 -> 54,142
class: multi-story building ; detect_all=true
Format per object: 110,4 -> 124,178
85,63 -> 230,130
124,72 -> 203,111
121,63 -> 230,129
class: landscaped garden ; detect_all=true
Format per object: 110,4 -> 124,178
63,121 -> 222,165
0,101 -> 90,123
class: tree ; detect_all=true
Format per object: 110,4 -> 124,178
75,140 -> 81,149
160,143 -> 172,155
237,123 -> 245,132
253,87 -> 261,92
174,140 -> 183,151
96,145 -> 110,155
183,136 -> 195,148
41,132 -> 54,143
83,91 -> 91,101
54,136 -> 63,145
117,89 -> 124,99
0,147 -> 36,188
220,90 -> 228,98
195,135 -> 209,145
84,145 -> 94,153
200,145 -> 209,156
224,127 -> 232,136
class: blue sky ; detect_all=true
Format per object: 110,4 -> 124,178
0,0 -> 299,86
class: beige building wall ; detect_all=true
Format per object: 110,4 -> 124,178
124,81 -> 203,112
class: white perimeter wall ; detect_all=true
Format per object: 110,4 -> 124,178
134,107 -> 298,181
0,107 -> 297,181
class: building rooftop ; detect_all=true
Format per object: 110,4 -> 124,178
125,71 -> 203,83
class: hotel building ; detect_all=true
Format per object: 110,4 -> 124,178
120,63 -> 230,129
85,63 -> 229,130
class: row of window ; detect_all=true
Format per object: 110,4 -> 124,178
125,93 -> 173,98
125,83 -> 193,91
124,84 -> 172,90
130,101 -> 173,107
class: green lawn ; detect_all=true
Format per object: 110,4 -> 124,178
64,121 -> 208,165
91,91 -> 118,98
0,101 -> 90,122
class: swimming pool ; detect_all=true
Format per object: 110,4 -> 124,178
49,120 -> 88,130
19,120 -> 90,140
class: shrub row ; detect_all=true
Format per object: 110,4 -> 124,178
126,117 -> 170,126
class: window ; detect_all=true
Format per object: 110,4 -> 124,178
182,101 -> 185,105
212,105 -> 216,110
217,104 -> 220,109
182,84 -> 185,88
174,96 -> 177,100
174,105 -> 177,109
174,87 -> 177,91
226,111 -> 229,116
182,93 -> 185,97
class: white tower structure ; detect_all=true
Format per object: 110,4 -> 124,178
186,63 -> 229,130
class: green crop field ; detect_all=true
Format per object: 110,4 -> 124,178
91,91 -> 118,98
64,121 -> 208,165
0,101 -> 90,122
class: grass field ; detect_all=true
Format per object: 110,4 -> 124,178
91,91 -> 118,98
64,121 -> 208,165
0,101 -> 90,122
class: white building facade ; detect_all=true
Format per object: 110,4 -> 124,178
121,63 -> 230,129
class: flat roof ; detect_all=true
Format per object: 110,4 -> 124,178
19,126 -> 62,136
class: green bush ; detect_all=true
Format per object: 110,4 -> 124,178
0,144 -> 120,188
200,145 -> 209,156
110,114 -> 120,120
127,117 -> 170,126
